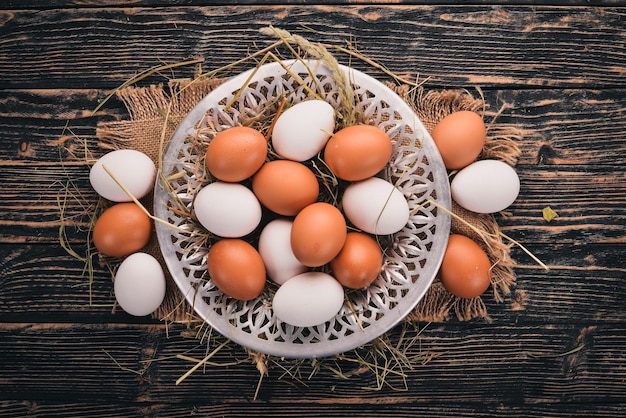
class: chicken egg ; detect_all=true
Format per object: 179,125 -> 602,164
207,239 -> 266,301
93,203 -> 152,257
251,160 -> 319,216
330,232 -> 383,289
451,159 -> 520,214
439,234 -> 491,299
205,126 -> 267,182
114,252 -> 166,316
291,202 -> 347,267
341,177 -> 409,235
258,218 -> 307,285
90,149 -> 156,202
324,124 -> 392,181
193,182 -> 262,237
431,110 -> 486,170
272,272 -> 344,328
271,99 -> 335,161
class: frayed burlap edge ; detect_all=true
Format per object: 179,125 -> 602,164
95,79 -> 522,325
392,84 -> 522,322
96,78 -> 223,321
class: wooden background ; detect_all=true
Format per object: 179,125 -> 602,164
1,1 -> 624,416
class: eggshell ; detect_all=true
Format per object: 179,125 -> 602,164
341,177 -> 409,235
272,100 -> 335,161
194,182 -> 262,237
93,203 -> 152,257
451,159 -> 520,213
114,252 -> 166,316
272,272 -> 344,327
207,239 -> 267,301
258,218 -> 307,285
252,160 -> 319,216
330,232 -> 383,289
205,126 -> 267,182
291,202 -> 347,267
324,124 -> 392,181
439,234 -> 491,299
431,110 -> 486,170
90,149 -> 156,202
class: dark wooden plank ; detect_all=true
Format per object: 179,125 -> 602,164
1,164 -> 622,244
0,6 -> 624,89
0,87 -> 624,243
1,401 -> 626,418
1,321 -> 625,408
4,0 -> 626,9
0,243 -> 624,326
2,88 -> 625,166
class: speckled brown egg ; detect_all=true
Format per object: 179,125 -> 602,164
251,160 -> 319,216
439,234 -> 491,299
205,126 -> 267,182
323,124 -> 393,181
290,202 -> 347,267
92,203 -> 151,257
330,232 -> 383,289
207,239 -> 266,301
431,111 -> 486,170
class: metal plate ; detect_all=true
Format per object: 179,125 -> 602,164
154,60 -> 451,358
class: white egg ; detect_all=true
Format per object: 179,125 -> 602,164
90,149 -> 156,202
272,99 -> 335,161
342,177 -> 410,235
258,219 -> 307,285
114,252 -> 166,317
194,182 -> 262,238
272,272 -> 344,328
451,159 -> 520,213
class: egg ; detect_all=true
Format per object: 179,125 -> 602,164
341,177 -> 409,235
323,124 -> 392,181
90,149 -> 156,202
114,252 -> 166,316
258,218 -> 307,285
330,232 -> 383,289
207,239 -> 266,301
451,159 -> 520,213
193,182 -> 262,237
205,126 -> 267,182
431,110 -> 486,170
291,202 -> 347,267
439,234 -> 491,298
271,99 -> 335,161
251,160 -> 319,216
272,272 -> 344,327
93,203 -> 152,257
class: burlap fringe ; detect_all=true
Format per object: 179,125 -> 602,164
392,84 -> 522,322
96,78 -> 223,322
95,78 -> 523,324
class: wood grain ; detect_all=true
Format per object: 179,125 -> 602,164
0,6 -> 624,89
0,3 -> 624,417
0,87 -> 624,243
1,321 -> 625,408
1,244 -> 623,327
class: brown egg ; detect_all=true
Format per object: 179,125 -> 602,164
439,234 -> 491,299
93,203 -> 152,257
330,232 -> 383,289
431,111 -> 486,170
205,126 -> 267,182
323,124 -> 393,181
291,202 -> 347,267
207,239 -> 266,301
251,160 -> 319,216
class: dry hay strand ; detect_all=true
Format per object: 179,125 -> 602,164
57,25 -> 545,391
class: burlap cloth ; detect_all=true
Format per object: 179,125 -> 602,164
96,77 -> 522,327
